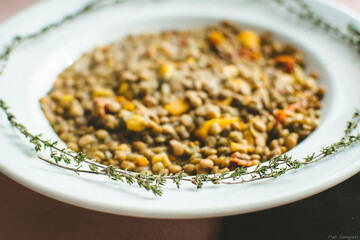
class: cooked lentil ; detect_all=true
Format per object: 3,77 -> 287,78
40,21 -> 325,175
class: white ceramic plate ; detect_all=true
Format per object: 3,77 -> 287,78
1,0 -> 360,219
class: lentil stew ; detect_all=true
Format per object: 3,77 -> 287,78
40,21 -> 325,176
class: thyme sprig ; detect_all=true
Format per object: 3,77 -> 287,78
2,98 -> 360,196
0,99 -> 166,195
273,0 -> 360,53
0,0 -> 142,76
1,0 -> 360,196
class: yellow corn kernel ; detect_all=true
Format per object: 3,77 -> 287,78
137,156 -> 149,167
123,102 -> 135,111
59,94 -> 74,108
116,144 -> 131,153
61,94 -> 74,102
118,82 -> 129,95
237,30 -> 260,51
151,153 -> 171,167
222,65 -> 239,78
196,118 -> 240,139
94,88 -> 112,97
126,114 -> 147,132
115,96 -> 127,103
230,142 -> 254,154
208,31 -> 224,46
164,98 -> 190,116
217,118 -> 240,129
186,57 -> 196,65
159,64 -> 175,78
230,142 -> 247,153
243,130 -> 254,145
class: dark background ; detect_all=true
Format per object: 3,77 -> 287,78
220,173 -> 360,240
1,172 -> 359,239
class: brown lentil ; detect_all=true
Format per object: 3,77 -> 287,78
94,150 -> 106,161
69,103 -> 84,117
78,134 -> 94,148
181,114 -> 193,126
209,122 -> 222,135
133,141 -> 146,151
250,154 -> 261,160
151,162 -> 164,172
67,142 -> 79,152
253,119 -> 266,132
211,166 -> 220,174
183,164 -> 196,174
107,101 -> 121,113
121,160 -> 136,171
285,133 -> 299,150
170,140 -> 185,156
168,164 -> 182,174
95,129 -> 109,140
195,164 -> 209,174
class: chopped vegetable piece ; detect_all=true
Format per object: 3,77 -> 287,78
126,114 -> 147,131
243,130 -> 255,145
275,55 -> 295,73
230,158 -> 252,167
118,82 -> 129,95
230,142 -> 247,153
275,102 -> 301,123
61,94 -> 74,102
123,102 -> 135,111
93,97 -> 109,118
164,98 -> 190,116
196,118 -> 240,139
239,48 -> 261,60
159,64 -> 175,78
208,31 -> 224,46
237,30 -> 260,51
94,88 -> 113,97
152,153 -> 171,167
137,156 -> 149,167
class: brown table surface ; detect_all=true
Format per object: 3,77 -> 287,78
0,1 -> 359,240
